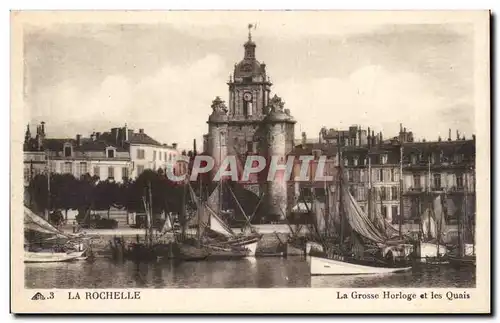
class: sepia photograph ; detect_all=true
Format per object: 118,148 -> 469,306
10,10 -> 490,313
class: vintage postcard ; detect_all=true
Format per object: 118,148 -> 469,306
11,10 -> 490,314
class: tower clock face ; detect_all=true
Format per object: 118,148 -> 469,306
243,92 -> 253,102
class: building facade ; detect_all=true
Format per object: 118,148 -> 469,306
203,28 -> 296,219
87,125 -> 182,179
291,124 -> 476,227
23,122 -> 183,184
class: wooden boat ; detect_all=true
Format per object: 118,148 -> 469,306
307,143 -> 413,276
176,243 -> 209,261
310,254 -> 412,275
205,244 -> 249,260
448,255 -> 476,268
24,249 -> 86,263
221,233 -> 261,256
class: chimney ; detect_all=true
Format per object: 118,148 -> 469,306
139,129 -> 144,134
379,131 -> 383,143
193,139 -> 197,155
372,130 -> 375,146
400,123 -> 403,133
438,136 -> 442,142
172,143 -> 178,150
124,124 -> 129,141
40,121 -> 45,136
76,134 -> 81,146
90,132 -> 95,141
472,134 -> 476,141
301,132 -> 307,146
95,132 -> 101,140
111,128 -> 119,143
448,129 -> 452,141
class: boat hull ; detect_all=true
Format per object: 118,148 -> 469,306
448,255 -> 476,268
176,244 -> 209,261
310,255 -> 412,276
206,245 -> 248,260
24,250 -> 86,263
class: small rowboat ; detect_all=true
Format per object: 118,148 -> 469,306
24,249 -> 87,263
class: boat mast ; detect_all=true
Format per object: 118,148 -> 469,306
46,150 -> 51,221
427,155 -> 431,239
471,165 -> 475,256
461,170 -> 468,258
197,172 -> 202,247
148,181 -> 154,247
399,144 -> 403,239
181,178 -> 187,241
337,133 -> 344,247
368,152 -> 372,222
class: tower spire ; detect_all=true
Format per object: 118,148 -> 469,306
248,23 -> 253,41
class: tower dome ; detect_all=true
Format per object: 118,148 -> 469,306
233,24 -> 266,81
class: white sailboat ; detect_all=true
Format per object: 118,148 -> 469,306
25,249 -> 87,263
188,182 -> 262,257
24,206 -> 89,263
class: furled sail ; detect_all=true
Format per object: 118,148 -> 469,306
421,208 -> 437,239
419,194 -> 447,241
313,199 -> 327,234
342,188 -> 389,244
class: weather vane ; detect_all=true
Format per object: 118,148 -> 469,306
248,23 -> 257,41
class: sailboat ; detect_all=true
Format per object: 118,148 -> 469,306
449,169 -> 476,268
412,157 -> 448,263
24,206 -> 88,263
309,142 -> 412,276
175,181 -> 252,261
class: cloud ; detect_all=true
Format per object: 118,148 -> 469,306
27,54 -> 227,149
274,64 -> 474,141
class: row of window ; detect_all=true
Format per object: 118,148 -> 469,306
63,146 -> 117,159
343,152 -> 468,167
347,169 -> 400,183
409,152 -> 465,165
344,154 -> 388,166
61,162 -> 130,180
348,186 -> 400,201
412,173 -> 465,189
137,149 -> 177,162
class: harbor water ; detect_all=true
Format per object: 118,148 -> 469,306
25,257 -> 475,289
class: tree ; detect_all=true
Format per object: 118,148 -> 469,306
28,174 -> 49,215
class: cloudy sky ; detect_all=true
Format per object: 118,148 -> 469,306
23,13 -> 475,151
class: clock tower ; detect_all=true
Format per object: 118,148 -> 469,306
225,25 -> 272,157
205,25 -> 296,222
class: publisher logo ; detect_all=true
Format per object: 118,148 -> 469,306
31,292 -> 46,301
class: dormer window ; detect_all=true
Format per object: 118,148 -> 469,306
106,147 -> 116,158
63,143 -> 73,157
